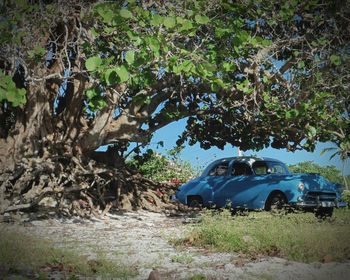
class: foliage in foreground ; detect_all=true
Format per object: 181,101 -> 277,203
177,209 -> 350,262
0,227 -> 137,279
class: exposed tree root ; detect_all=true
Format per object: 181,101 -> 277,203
0,156 -> 182,222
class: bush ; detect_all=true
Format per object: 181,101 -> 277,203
288,161 -> 347,185
126,149 -> 196,183
342,190 -> 350,207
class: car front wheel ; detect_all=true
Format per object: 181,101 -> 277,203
265,192 -> 287,212
187,196 -> 203,208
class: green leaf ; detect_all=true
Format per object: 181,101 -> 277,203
115,65 -> 129,82
307,125 -> 317,138
105,69 -> 119,85
101,10 -> 114,23
28,46 -> 46,60
213,78 -> 225,89
285,109 -> 299,119
163,17 -> 176,28
127,31 -> 142,46
0,88 -> 5,102
330,54 -> 341,66
297,61 -> 305,68
0,73 -> 26,107
172,65 -> 181,75
85,56 -> 102,71
120,9 -> 132,19
320,147 -> 336,156
85,88 -> 98,99
178,60 -> 194,73
222,62 -> 236,72
146,37 -> 160,55
150,14 -> 164,26
176,16 -> 185,24
215,28 -> 230,38
89,97 -> 107,111
7,88 -> 26,107
195,15 -> 209,24
202,63 -> 216,72
125,50 -> 135,65
178,20 -> 193,31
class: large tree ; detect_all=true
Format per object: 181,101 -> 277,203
0,0 -> 349,216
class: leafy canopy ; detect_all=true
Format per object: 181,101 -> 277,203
0,0 -> 349,156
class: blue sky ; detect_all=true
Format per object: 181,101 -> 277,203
145,119 -> 350,175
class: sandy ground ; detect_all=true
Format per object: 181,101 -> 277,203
4,211 -> 350,280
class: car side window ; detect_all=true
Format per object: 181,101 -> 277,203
209,163 -> 229,176
231,162 -> 252,176
252,161 -> 268,175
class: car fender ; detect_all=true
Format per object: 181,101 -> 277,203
176,179 -> 213,206
246,187 -> 285,209
245,176 -> 299,209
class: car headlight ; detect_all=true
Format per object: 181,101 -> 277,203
298,182 -> 305,192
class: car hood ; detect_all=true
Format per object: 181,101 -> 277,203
294,173 -> 339,193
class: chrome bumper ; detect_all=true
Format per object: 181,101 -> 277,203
295,201 -> 347,208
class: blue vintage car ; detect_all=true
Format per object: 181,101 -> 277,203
176,157 -> 347,216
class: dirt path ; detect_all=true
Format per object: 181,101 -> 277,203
5,211 -> 350,280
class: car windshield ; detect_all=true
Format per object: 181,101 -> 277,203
267,161 -> 289,174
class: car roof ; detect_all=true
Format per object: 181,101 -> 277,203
201,156 -> 284,176
209,156 -> 283,164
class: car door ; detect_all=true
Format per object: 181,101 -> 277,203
204,161 -> 231,206
212,161 -> 254,208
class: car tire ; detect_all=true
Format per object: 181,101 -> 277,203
265,192 -> 287,212
187,196 -> 203,208
315,207 -> 334,219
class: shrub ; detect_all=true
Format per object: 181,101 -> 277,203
288,161 -> 347,185
126,149 -> 196,183
342,190 -> 350,207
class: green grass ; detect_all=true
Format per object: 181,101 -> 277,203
171,254 -> 193,264
188,274 -> 207,280
0,226 -> 138,279
176,208 -> 350,262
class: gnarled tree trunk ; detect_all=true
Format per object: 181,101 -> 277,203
0,3 -> 179,220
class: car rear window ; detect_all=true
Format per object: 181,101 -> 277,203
209,162 -> 229,176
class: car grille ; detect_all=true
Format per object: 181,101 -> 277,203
304,191 -> 336,202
